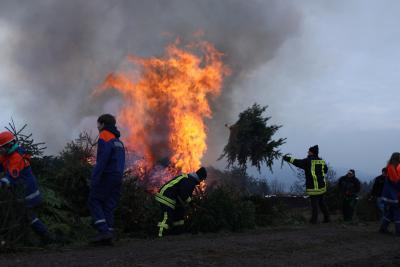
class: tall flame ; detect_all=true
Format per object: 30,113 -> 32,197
96,39 -> 229,181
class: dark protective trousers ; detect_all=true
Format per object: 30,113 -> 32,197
17,179 -> 49,237
342,196 -> 358,221
27,209 -> 48,237
309,194 -> 330,223
380,203 -> 400,235
89,177 -> 122,233
157,204 -> 185,237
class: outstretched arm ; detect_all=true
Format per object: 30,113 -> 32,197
283,155 -> 307,170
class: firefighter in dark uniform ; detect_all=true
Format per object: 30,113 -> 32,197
155,167 -> 207,237
283,145 -> 330,224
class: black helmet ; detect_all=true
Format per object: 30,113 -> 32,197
195,167 -> 207,180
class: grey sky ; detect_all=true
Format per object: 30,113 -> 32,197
228,1 -> 400,182
0,1 -> 399,184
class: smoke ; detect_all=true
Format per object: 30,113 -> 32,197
0,0 -> 301,156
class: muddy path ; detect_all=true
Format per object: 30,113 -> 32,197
0,222 -> 399,267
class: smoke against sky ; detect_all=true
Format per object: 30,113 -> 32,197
0,0 -> 299,152
1,1 -> 399,182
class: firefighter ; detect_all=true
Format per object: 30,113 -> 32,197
0,131 -> 51,243
369,168 -> 387,217
338,169 -> 361,222
283,145 -> 330,224
379,153 -> 400,235
155,167 -> 207,237
88,114 -> 125,244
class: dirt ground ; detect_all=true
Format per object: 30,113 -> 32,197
1,222 -> 400,267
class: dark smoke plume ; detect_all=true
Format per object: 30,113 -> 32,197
0,0 -> 301,155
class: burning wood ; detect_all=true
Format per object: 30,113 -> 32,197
95,38 -> 229,186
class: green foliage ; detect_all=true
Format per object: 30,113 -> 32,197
188,186 -> 256,233
0,190 -> 29,251
248,195 -> 308,226
6,119 -> 46,157
247,195 -> 276,226
115,175 -> 159,237
220,103 -> 286,172
207,166 -> 270,196
53,133 -> 94,216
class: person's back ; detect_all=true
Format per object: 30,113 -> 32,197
156,173 -> 200,209
284,154 -> 328,195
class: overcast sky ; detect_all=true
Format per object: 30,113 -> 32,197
230,1 -> 400,182
0,1 -> 399,184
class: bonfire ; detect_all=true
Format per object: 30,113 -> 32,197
95,38 -> 229,189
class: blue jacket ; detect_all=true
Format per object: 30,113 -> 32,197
0,145 -> 41,207
91,126 -> 125,187
381,164 -> 400,204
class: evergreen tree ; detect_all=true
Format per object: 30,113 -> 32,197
219,103 -> 286,172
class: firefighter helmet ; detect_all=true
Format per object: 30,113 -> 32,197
0,131 -> 16,147
196,167 -> 207,180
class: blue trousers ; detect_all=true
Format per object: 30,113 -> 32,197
89,180 -> 121,233
20,179 -> 49,237
381,203 -> 400,235
27,209 -> 48,237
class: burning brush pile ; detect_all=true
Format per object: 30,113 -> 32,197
95,39 -> 230,189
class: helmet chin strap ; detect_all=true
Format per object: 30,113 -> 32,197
7,143 -> 18,154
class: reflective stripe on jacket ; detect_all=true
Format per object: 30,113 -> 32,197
288,156 -> 328,195
155,173 -> 198,209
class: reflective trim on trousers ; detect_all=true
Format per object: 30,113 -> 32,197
25,190 -> 40,200
173,220 -> 184,226
381,197 -> 399,204
0,177 -> 10,185
30,218 -> 39,225
158,212 -> 169,237
94,219 -> 106,225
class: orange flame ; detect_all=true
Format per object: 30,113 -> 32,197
96,39 -> 229,182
